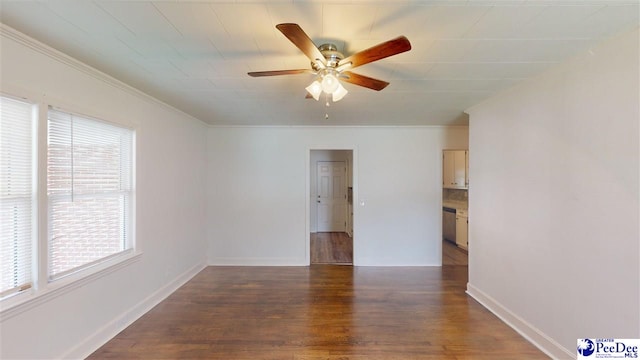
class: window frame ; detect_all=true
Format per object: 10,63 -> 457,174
46,107 -> 135,281
0,94 -> 38,299
0,93 -> 140,318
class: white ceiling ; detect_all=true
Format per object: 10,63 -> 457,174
1,1 -> 638,126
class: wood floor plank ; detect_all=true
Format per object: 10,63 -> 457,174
311,232 -> 353,264
442,240 -> 468,266
88,265 -> 547,359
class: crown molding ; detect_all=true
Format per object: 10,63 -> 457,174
207,124 -> 469,129
0,23 -> 207,127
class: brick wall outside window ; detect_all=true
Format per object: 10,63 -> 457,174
47,109 -> 132,278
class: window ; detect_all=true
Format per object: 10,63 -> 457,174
47,108 -> 133,280
0,98 -> 136,305
0,96 -> 35,298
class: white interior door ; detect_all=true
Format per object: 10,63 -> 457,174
317,161 -> 346,232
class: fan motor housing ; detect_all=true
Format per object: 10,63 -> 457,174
312,43 -> 344,70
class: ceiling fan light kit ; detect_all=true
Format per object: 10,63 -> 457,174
331,82 -> 348,102
320,70 -> 339,94
305,80 -> 322,101
248,23 -> 411,105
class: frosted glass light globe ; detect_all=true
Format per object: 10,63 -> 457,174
332,82 -> 348,102
305,80 -> 322,101
321,73 -> 339,94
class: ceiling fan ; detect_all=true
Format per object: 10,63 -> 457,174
248,23 -> 411,102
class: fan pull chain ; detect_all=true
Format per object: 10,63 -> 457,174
325,93 -> 330,119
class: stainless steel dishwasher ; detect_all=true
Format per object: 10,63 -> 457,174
443,207 -> 456,243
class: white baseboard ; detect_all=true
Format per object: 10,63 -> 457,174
61,262 -> 206,359
466,283 -> 574,360
208,257 -> 307,266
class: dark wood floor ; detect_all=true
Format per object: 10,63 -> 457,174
311,232 -> 353,264
442,240 -> 468,266
310,234 -> 465,266
89,265 -> 547,359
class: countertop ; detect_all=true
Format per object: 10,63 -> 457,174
443,200 -> 468,210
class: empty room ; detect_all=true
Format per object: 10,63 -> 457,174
0,1 -> 638,359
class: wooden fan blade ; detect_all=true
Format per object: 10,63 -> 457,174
338,36 -> 411,69
276,23 -> 326,65
340,71 -> 389,91
248,69 -> 310,77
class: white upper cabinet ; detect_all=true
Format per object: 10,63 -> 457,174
443,150 -> 468,189
465,150 -> 469,188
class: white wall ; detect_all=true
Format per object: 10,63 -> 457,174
466,28 -> 639,358
310,149 -> 351,233
206,126 -> 468,266
0,26 -> 208,359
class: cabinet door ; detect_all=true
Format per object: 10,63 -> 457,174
443,150 -> 468,189
456,216 -> 468,249
465,150 -> 469,187
453,151 -> 466,188
443,151 -> 455,188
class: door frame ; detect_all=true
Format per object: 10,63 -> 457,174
305,147 -> 358,266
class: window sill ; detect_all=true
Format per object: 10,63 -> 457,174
0,251 -> 142,322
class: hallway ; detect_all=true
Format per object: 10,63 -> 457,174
310,232 -> 353,264
442,240 -> 468,266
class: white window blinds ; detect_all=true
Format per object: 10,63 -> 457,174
0,96 -> 35,298
47,108 -> 133,279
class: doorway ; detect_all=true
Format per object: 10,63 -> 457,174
441,149 -> 469,267
309,150 -> 353,265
